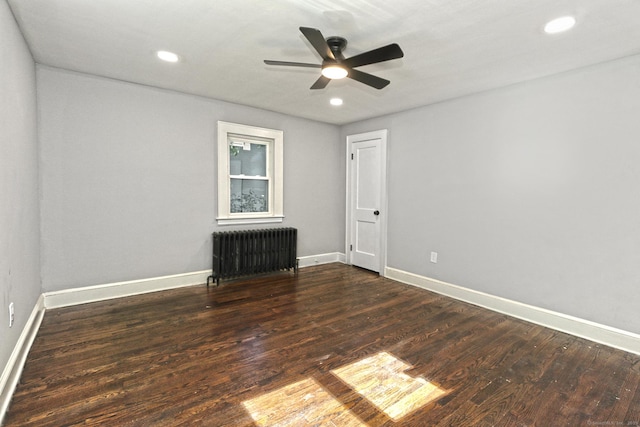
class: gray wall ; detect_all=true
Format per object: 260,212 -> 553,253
0,0 -> 40,371
37,66 -> 344,292
343,53 -> 640,334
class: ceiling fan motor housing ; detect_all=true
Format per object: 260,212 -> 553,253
326,36 -> 347,61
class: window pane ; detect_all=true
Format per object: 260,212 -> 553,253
229,141 -> 267,177
230,179 -> 269,213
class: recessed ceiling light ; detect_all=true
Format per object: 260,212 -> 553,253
156,50 -> 180,63
544,16 -> 576,34
330,98 -> 343,106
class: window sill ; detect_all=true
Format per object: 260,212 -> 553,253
216,216 -> 284,226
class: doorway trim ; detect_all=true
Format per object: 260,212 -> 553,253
345,129 -> 388,274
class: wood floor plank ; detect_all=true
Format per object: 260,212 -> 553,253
5,263 -> 640,426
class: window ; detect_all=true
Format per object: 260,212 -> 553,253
217,121 -> 283,225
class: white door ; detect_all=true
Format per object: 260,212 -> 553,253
348,130 -> 387,272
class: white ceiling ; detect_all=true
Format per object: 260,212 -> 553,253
8,0 -> 640,125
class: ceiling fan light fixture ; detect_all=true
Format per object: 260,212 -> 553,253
544,16 -> 576,34
330,98 -> 343,106
321,64 -> 348,79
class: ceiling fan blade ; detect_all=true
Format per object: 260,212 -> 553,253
310,75 -> 331,90
342,43 -> 404,68
347,68 -> 390,89
299,27 -> 335,61
264,60 -> 321,68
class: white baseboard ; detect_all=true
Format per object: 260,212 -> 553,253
0,294 -> 46,424
43,270 -> 212,309
385,267 -> 640,355
43,253 -> 347,310
297,252 -> 346,268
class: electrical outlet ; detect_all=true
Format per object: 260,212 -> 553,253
430,252 -> 438,263
9,302 -> 14,328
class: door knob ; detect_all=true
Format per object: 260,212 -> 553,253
373,210 -> 380,216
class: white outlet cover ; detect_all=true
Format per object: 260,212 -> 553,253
430,252 -> 438,263
9,302 -> 14,327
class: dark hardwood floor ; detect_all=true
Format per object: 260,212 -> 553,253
5,263 -> 640,426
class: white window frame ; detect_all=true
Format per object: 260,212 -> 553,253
217,121 -> 284,225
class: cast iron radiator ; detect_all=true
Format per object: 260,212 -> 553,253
206,228 -> 298,286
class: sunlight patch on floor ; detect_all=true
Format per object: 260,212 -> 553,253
332,351 -> 447,421
242,378 -> 365,426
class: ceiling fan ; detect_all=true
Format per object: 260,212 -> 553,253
264,27 -> 404,90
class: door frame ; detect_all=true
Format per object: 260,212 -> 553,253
345,129 -> 388,274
